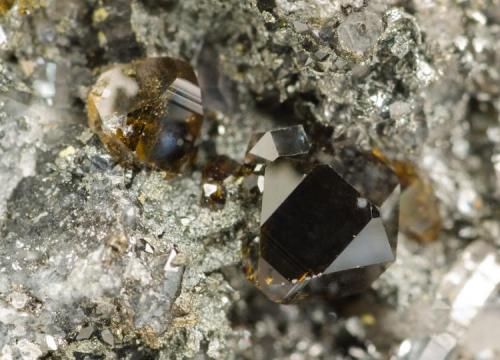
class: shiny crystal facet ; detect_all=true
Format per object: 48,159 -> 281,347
260,161 -> 306,225
249,125 -> 311,161
243,132 -> 400,304
87,57 -> 203,174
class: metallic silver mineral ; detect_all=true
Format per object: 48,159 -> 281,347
0,0 -> 498,358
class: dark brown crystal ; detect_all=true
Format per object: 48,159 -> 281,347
242,129 -> 400,303
201,182 -> 227,208
261,164 -> 381,281
202,155 -> 239,182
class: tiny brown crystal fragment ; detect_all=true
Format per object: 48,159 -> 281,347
202,155 -> 239,182
87,57 -> 203,175
201,155 -> 239,208
201,182 -> 226,208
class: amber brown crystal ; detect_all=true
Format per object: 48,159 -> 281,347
87,57 -> 203,174
372,149 -> 442,242
201,155 -> 239,208
202,155 -> 239,182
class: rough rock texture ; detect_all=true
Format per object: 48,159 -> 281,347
0,0 -> 499,359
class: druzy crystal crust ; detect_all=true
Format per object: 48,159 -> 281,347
243,127 -> 400,303
87,57 -> 203,174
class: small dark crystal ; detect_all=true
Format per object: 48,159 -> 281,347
201,155 -> 239,208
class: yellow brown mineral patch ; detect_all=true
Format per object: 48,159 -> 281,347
0,0 -> 42,16
0,0 -> 15,15
371,148 -> 442,243
92,7 -> 109,24
400,175 -> 443,243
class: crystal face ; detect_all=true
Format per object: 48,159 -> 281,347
243,128 -> 400,303
87,57 -> 203,174
249,125 -> 311,162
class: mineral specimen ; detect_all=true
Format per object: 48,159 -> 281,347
243,127 -> 400,303
87,57 -> 203,174
201,155 -> 239,208
1,0 -> 498,358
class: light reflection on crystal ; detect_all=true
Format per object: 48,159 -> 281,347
33,61 -> 57,106
397,241 -> 500,360
0,25 -> 7,46
324,218 -> 394,274
243,127 -> 400,303
87,57 -> 204,173
249,125 -> 311,162
260,160 -> 305,225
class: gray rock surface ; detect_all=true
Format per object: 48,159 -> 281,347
0,0 -> 498,359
